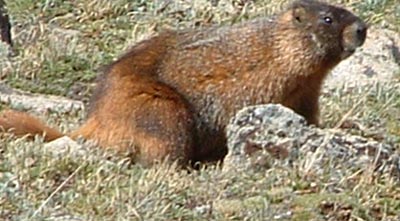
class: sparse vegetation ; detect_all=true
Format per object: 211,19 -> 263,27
0,0 -> 399,220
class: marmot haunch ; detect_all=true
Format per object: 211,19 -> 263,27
0,0 -> 367,166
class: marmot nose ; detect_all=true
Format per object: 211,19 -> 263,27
355,20 -> 367,46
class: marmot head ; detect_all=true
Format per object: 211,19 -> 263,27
289,0 -> 367,62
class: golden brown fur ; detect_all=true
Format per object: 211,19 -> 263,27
0,0 -> 367,166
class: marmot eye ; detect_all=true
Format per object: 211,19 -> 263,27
323,16 -> 333,24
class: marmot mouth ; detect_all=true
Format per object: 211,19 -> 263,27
341,48 -> 356,59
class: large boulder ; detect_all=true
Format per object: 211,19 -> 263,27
326,28 -> 400,90
224,104 -> 399,177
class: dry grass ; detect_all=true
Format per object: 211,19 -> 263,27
1,0 -> 399,220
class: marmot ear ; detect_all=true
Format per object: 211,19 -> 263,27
292,4 -> 307,24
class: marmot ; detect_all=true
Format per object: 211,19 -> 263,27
0,0 -> 367,166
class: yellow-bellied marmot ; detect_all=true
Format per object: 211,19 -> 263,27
0,0 -> 367,166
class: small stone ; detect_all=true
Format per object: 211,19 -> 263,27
43,136 -> 87,158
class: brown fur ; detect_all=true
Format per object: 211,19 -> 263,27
0,0 -> 367,166
0,110 -> 63,141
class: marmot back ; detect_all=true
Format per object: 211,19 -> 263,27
0,0 -> 367,166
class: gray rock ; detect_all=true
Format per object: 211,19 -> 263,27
224,104 -> 399,177
0,83 -> 84,114
326,28 -> 400,90
43,136 -> 87,158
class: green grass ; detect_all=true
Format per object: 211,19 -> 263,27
1,0 -> 399,220
2,134 -> 399,220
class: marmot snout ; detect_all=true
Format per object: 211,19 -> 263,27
342,20 -> 367,58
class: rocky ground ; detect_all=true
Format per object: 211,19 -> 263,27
0,0 -> 399,220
